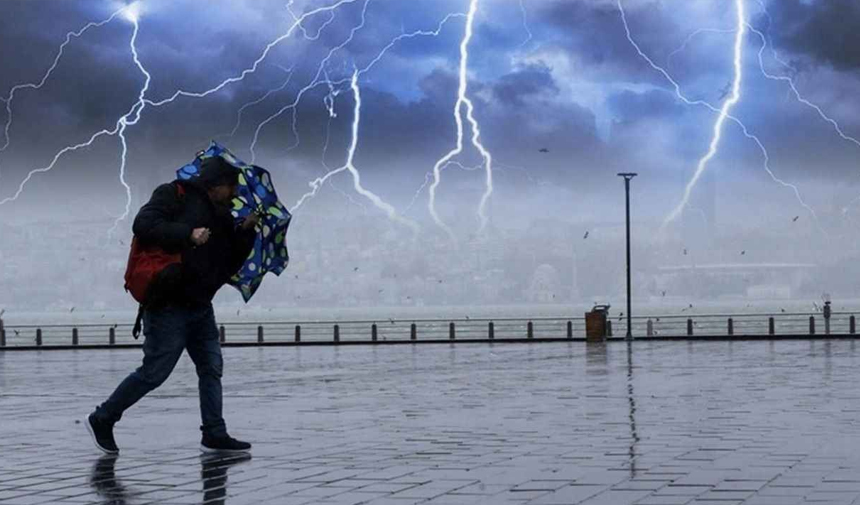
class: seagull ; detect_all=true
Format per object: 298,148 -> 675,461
69,306 -> 75,313
539,148 -> 549,153
389,318 -> 395,324
353,267 -> 359,271
792,216 -> 799,222
780,308 -> 786,313
683,248 -> 688,255
717,81 -> 732,100
14,330 -> 20,336
740,250 -> 746,255
378,289 -> 384,293
236,309 -> 240,316
583,231 -> 589,239
661,291 -> 666,297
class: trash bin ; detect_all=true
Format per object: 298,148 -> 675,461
585,304 -> 610,342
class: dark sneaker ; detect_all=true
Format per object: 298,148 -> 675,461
85,413 -> 119,455
201,434 -> 251,453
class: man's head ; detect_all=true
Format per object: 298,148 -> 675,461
197,157 -> 239,207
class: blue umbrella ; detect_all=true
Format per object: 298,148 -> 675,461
177,141 -> 291,302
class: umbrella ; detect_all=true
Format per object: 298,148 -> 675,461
176,141 -> 291,302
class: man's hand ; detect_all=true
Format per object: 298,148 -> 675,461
191,227 -> 211,246
240,213 -> 261,231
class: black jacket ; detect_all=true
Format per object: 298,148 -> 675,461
132,180 -> 256,308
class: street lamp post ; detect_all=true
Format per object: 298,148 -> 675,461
617,173 -> 637,340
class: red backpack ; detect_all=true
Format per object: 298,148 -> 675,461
124,183 -> 185,337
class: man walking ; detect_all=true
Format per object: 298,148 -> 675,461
86,157 -> 259,454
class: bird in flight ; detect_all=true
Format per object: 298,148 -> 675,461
539,148 -> 549,153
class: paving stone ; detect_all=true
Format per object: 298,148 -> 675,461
3,341 -> 860,504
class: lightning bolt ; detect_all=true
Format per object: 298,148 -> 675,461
428,0 -> 494,239
616,0 -> 818,229
250,9 -> 465,164
405,160 -> 486,216
662,0 -> 746,227
518,0 -> 533,49
1,0 -> 363,232
249,0 -> 372,164
667,28 -> 736,69
0,3 -> 149,239
264,9 -> 464,215
221,65 -> 295,142
746,25 -> 860,149
291,71 -> 417,232
288,0 -> 339,41
143,0 -> 362,109
0,7 -> 126,156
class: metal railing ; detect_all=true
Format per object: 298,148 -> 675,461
0,312 -> 857,349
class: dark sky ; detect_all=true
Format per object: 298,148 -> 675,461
0,0 -> 858,228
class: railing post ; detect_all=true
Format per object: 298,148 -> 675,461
728,318 -> 734,336
219,325 -> 226,343
686,319 -> 693,336
527,321 -> 533,339
257,325 -> 264,344
109,327 -> 115,345
449,322 -> 455,340
36,328 -> 42,346
488,321 -> 494,340
334,324 -> 340,343
295,324 -> 301,342
768,317 -> 775,336
566,320 -> 573,339
851,316 -> 856,335
646,319 -> 653,337
372,323 -> 378,342
72,327 -> 79,346
410,323 -> 416,341
0,318 -> 4,347
809,316 -> 815,335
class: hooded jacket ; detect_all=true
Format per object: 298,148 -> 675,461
132,179 -> 256,308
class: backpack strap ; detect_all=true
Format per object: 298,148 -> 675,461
132,304 -> 144,339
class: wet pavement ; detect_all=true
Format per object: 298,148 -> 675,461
2,340 -> 860,504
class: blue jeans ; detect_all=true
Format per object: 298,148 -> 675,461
94,304 -> 227,438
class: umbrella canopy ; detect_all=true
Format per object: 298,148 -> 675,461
177,141 -> 291,302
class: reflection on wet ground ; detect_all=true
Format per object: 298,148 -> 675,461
3,340 -> 860,504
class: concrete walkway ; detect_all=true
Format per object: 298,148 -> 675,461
2,340 -> 860,504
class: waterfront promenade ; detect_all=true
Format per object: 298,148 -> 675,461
2,340 -> 860,504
